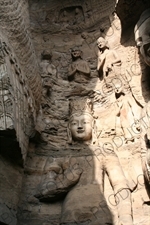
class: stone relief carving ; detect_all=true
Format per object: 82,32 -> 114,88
29,0 -> 116,34
134,8 -> 150,66
34,98 -> 133,225
2,1 -> 150,225
0,62 -> 13,130
68,47 -> 91,83
97,37 -> 121,84
67,98 -> 97,145
63,99 -> 133,225
114,83 -> 142,143
59,6 -> 84,29
0,39 -> 39,161
0,0 -> 42,110
40,50 -> 57,79
34,157 -> 82,202
40,50 -> 57,106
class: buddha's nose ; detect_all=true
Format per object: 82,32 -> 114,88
78,122 -> 83,129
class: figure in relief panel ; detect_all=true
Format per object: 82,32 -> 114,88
61,98 -> 133,225
40,50 -> 56,100
40,50 -> 57,79
35,98 -> 133,225
97,37 -> 121,84
68,47 -> 91,83
114,83 -> 141,143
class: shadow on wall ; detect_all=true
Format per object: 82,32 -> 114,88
116,0 -> 150,43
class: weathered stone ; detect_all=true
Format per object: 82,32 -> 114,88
1,1 -> 150,225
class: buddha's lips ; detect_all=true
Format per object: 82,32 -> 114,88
77,130 -> 84,133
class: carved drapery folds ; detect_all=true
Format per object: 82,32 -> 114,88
97,37 -> 121,83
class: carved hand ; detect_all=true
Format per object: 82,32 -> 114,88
34,160 -> 82,201
68,63 -> 77,76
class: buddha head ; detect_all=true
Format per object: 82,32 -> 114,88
97,37 -> 108,50
71,47 -> 82,60
67,98 -> 97,144
134,9 -> 150,66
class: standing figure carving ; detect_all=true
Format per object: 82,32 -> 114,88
40,50 -> 56,101
97,37 -> 121,84
35,98 -> 133,225
68,47 -> 90,83
114,84 -> 141,143
40,50 -> 57,78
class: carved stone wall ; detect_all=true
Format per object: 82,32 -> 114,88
1,0 -> 150,225
0,0 -> 42,110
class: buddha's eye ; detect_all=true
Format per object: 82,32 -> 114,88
83,121 -> 89,124
72,122 -> 77,125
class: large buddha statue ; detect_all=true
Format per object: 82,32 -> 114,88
61,98 -> 133,225
35,98 -> 133,225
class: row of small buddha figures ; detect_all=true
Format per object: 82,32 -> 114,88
69,37 -> 121,84
40,36 -> 143,145
40,36 -> 121,85
40,7 -> 150,87
33,98 -> 150,225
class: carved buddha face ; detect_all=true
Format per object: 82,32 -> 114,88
97,37 -> 106,49
114,84 -> 123,94
69,113 -> 93,141
71,48 -> 82,59
134,9 -> 150,66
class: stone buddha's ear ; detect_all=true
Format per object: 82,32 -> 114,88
67,124 -> 72,144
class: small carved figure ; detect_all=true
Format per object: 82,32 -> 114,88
134,8 -> 150,66
97,37 -> 121,83
40,50 -> 56,99
40,50 -> 57,78
73,7 -> 84,25
59,10 -> 69,25
114,83 -> 141,143
81,32 -> 95,44
68,47 -> 90,83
